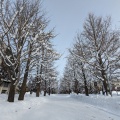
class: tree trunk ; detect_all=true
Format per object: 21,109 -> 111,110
8,81 -> 15,102
103,80 -> 108,96
73,68 -> 79,95
36,83 -> 40,97
48,87 -> 50,95
48,79 -> 50,95
102,86 -> 105,95
81,62 -> 89,96
74,80 -> 79,95
18,67 -> 29,100
69,89 -> 71,94
84,80 -> 89,96
18,44 -> 31,100
18,81 -> 26,100
98,53 -> 108,96
44,80 -> 47,96
30,90 -> 33,94
44,90 -> 46,96
101,72 -> 108,96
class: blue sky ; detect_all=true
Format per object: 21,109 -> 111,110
43,0 -> 120,77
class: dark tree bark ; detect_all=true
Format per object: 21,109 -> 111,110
18,59 -> 31,100
84,80 -> 89,96
44,80 -> 47,96
48,79 -> 51,95
48,87 -> 50,95
74,79 -> 79,95
6,63 -> 17,102
30,90 -> 33,94
36,83 -> 40,97
103,80 -> 108,96
18,44 -> 32,100
8,81 -> 15,102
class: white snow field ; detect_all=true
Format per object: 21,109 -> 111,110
0,93 -> 120,120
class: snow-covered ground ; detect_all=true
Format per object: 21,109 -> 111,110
0,92 -> 120,120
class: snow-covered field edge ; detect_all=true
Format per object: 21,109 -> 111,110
70,91 -> 120,116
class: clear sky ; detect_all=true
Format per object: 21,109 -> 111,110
43,0 -> 120,78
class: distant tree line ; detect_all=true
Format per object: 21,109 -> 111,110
59,14 -> 120,96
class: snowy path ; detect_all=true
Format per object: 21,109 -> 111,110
0,94 -> 120,120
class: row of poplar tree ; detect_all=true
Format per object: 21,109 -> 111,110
59,14 -> 120,96
0,0 -> 59,102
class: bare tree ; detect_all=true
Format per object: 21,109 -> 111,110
82,14 -> 120,95
0,0 -> 26,102
61,14 -> 120,96
0,0 -> 58,102
68,38 -> 89,96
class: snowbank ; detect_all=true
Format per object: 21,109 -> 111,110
70,92 -> 120,116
